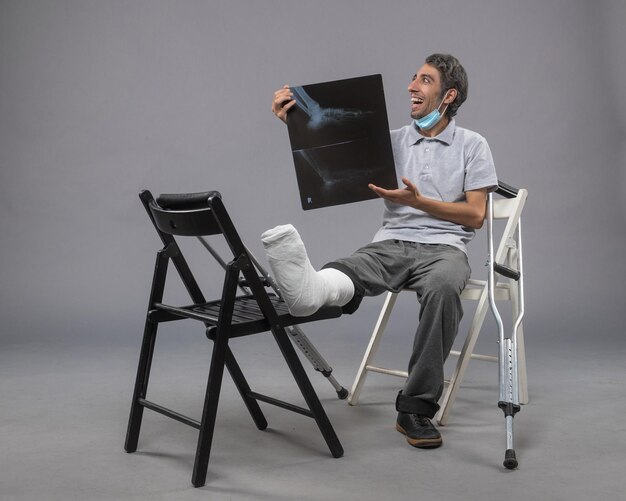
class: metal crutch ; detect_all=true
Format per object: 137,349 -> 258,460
486,191 -> 524,469
197,236 -> 349,399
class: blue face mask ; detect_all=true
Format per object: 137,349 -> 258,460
414,94 -> 450,131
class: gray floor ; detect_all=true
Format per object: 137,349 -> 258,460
2,303 -> 626,501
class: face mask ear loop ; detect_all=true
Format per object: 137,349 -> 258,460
438,90 -> 451,118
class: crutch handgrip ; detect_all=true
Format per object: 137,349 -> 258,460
494,263 -> 520,281
239,276 -> 271,288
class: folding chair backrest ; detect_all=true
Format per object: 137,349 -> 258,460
139,189 -> 269,309
149,192 -> 223,237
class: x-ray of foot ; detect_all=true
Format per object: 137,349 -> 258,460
291,86 -> 374,130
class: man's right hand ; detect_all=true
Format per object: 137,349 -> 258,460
272,85 -> 296,123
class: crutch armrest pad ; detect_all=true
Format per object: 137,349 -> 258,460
495,182 -> 519,199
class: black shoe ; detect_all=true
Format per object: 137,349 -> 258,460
396,412 -> 442,449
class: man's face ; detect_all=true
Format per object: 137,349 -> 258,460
408,63 -> 444,120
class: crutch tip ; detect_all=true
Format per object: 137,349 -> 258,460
336,387 -> 349,400
503,449 -> 518,469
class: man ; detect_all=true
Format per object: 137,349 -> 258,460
264,54 -> 497,449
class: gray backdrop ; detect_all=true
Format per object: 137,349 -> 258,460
1,0 -> 624,347
2,1 -> 626,499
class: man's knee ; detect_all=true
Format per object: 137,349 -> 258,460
422,273 -> 466,299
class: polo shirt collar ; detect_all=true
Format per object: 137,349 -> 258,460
409,119 -> 456,145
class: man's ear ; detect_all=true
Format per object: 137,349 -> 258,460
444,88 -> 457,104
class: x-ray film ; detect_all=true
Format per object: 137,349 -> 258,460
286,74 -> 397,210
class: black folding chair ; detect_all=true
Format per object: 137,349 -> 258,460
124,190 -> 344,487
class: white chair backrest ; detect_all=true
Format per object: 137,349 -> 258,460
492,189 -> 528,267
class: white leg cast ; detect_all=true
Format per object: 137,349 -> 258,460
261,224 -> 354,316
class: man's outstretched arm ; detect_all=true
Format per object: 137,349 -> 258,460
369,177 -> 488,229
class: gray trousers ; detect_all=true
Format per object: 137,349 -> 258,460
324,240 -> 471,418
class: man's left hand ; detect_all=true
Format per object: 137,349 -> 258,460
368,177 -> 421,209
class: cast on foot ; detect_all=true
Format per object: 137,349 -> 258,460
261,224 -> 354,316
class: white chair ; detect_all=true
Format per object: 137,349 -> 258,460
347,183 -> 528,426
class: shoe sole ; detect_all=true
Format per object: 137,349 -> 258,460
396,423 -> 443,449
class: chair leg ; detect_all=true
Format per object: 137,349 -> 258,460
191,331 -> 231,488
125,319 -> 158,453
126,248 -> 169,453
271,325 -> 343,458
224,347 -> 268,430
348,292 -> 398,405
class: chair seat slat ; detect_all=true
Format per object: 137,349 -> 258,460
156,294 -> 339,337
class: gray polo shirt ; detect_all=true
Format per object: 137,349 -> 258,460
372,119 -> 497,254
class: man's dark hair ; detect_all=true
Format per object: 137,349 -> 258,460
425,53 -> 468,119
